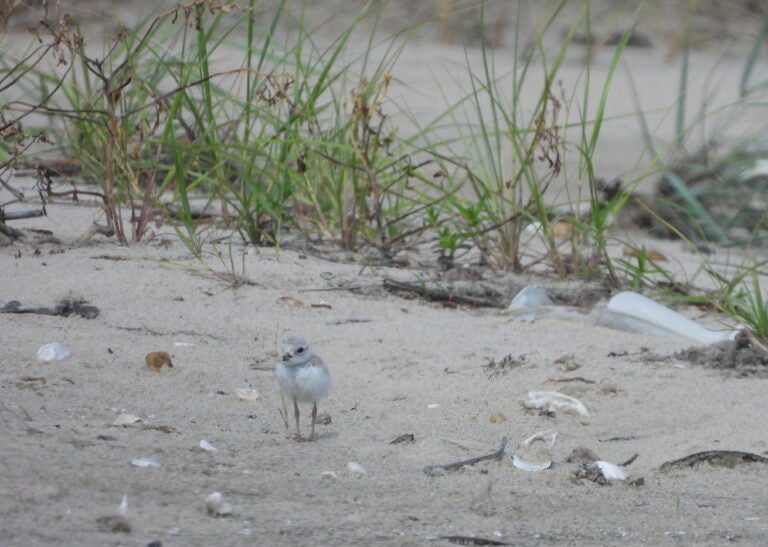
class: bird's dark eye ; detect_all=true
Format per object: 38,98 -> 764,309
296,347 -> 305,354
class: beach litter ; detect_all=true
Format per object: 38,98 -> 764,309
509,287 -> 739,345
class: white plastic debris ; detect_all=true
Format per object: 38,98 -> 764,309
199,440 -> 218,452
594,291 -> 739,345
205,492 -> 233,517
36,342 -> 70,362
509,285 -> 554,309
508,286 -> 556,322
131,457 -> 163,468
508,286 -> 739,345
523,390 -> 590,418
234,388 -> 261,401
346,462 -> 368,475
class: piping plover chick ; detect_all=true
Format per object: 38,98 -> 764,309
275,335 -> 331,441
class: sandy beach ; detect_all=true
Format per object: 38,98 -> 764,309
2,1 -> 768,545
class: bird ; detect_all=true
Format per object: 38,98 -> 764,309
275,335 -> 331,441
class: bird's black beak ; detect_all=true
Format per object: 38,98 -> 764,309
282,352 -> 292,362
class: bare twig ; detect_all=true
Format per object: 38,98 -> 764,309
423,436 -> 508,474
383,276 -> 505,308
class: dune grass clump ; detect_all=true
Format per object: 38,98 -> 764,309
3,0 -> 768,340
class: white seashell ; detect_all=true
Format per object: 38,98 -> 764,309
594,291 -> 738,345
523,429 -> 558,448
112,413 -> 143,426
205,492 -> 233,516
117,495 -> 128,516
513,429 -> 558,472
595,460 -> 628,482
199,440 -> 218,452
512,454 -> 553,472
36,342 -> 70,362
131,457 -> 163,468
321,471 -> 338,479
523,391 -> 589,418
346,461 -> 368,475
174,341 -> 195,347
234,388 -> 261,401
426,403 -> 441,409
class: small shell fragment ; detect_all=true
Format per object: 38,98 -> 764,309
145,351 -> 173,372
131,457 -> 163,468
117,495 -> 128,516
426,403 -> 441,409
512,454 -> 553,472
346,462 -> 368,475
111,413 -> 143,427
278,296 -> 304,308
489,411 -> 507,424
199,440 -> 218,452
576,460 -> 629,484
205,492 -> 233,517
234,388 -> 261,401
523,390 -> 589,418
389,433 -> 415,445
321,471 -> 338,479
513,429 -> 558,472
36,342 -> 70,362
596,461 -> 629,482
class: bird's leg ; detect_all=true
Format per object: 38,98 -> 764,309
308,402 -> 318,441
293,401 -> 303,441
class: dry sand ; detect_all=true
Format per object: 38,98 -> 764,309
2,2 -> 768,545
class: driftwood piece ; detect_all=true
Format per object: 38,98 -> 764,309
659,450 -> 768,471
1,298 -> 100,319
1,208 -> 46,221
0,222 -> 26,240
383,276 -> 506,308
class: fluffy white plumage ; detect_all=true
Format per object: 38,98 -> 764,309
275,335 -> 331,441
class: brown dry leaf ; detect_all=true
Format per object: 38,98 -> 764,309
279,296 -> 304,308
145,351 -> 173,373
552,221 -> 574,239
623,246 -> 667,261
